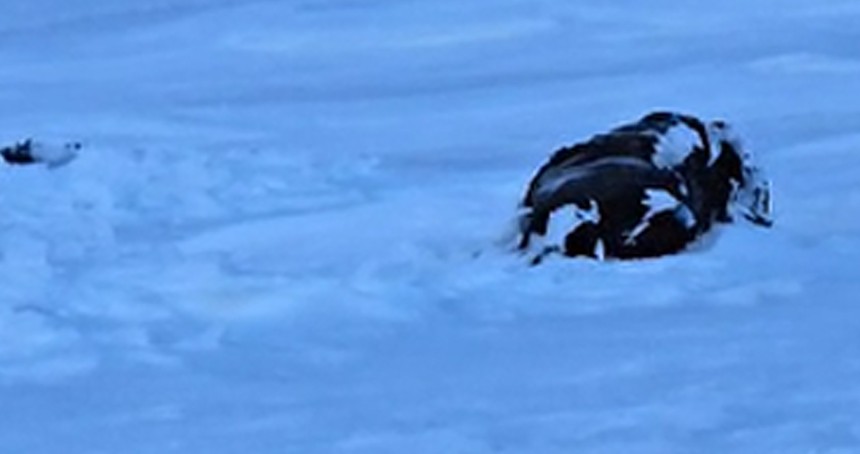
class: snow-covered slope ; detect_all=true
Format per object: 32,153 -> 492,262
2,1 -> 860,452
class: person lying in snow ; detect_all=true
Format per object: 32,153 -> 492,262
1,139 -> 80,168
516,112 -> 772,264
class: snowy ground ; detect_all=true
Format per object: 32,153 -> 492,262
2,1 -> 860,452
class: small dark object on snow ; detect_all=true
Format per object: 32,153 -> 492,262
1,139 -> 81,167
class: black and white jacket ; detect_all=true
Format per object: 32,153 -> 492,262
517,112 -> 772,263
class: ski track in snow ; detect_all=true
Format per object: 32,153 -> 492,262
2,1 -> 860,453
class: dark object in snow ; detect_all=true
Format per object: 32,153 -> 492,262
1,139 -> 81,167
516,112 -> 772,263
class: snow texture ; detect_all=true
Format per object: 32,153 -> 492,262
653,123 -> 704,168
625,189 -> 695,244
529,199 -> 601,257
28,141 -> 80,168
2,1 -> 860,453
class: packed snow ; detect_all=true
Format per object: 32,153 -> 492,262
2,0 -> 860,452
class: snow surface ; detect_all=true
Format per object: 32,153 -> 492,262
2,1 -> 860,453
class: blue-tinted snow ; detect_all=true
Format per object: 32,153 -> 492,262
2,1 -> 860,452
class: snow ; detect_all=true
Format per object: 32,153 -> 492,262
2,1 -> 860,453
28,141 -> 80,168
653,123 -> 704,168
625,189 -> 694,244
527,199 -> 601,258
